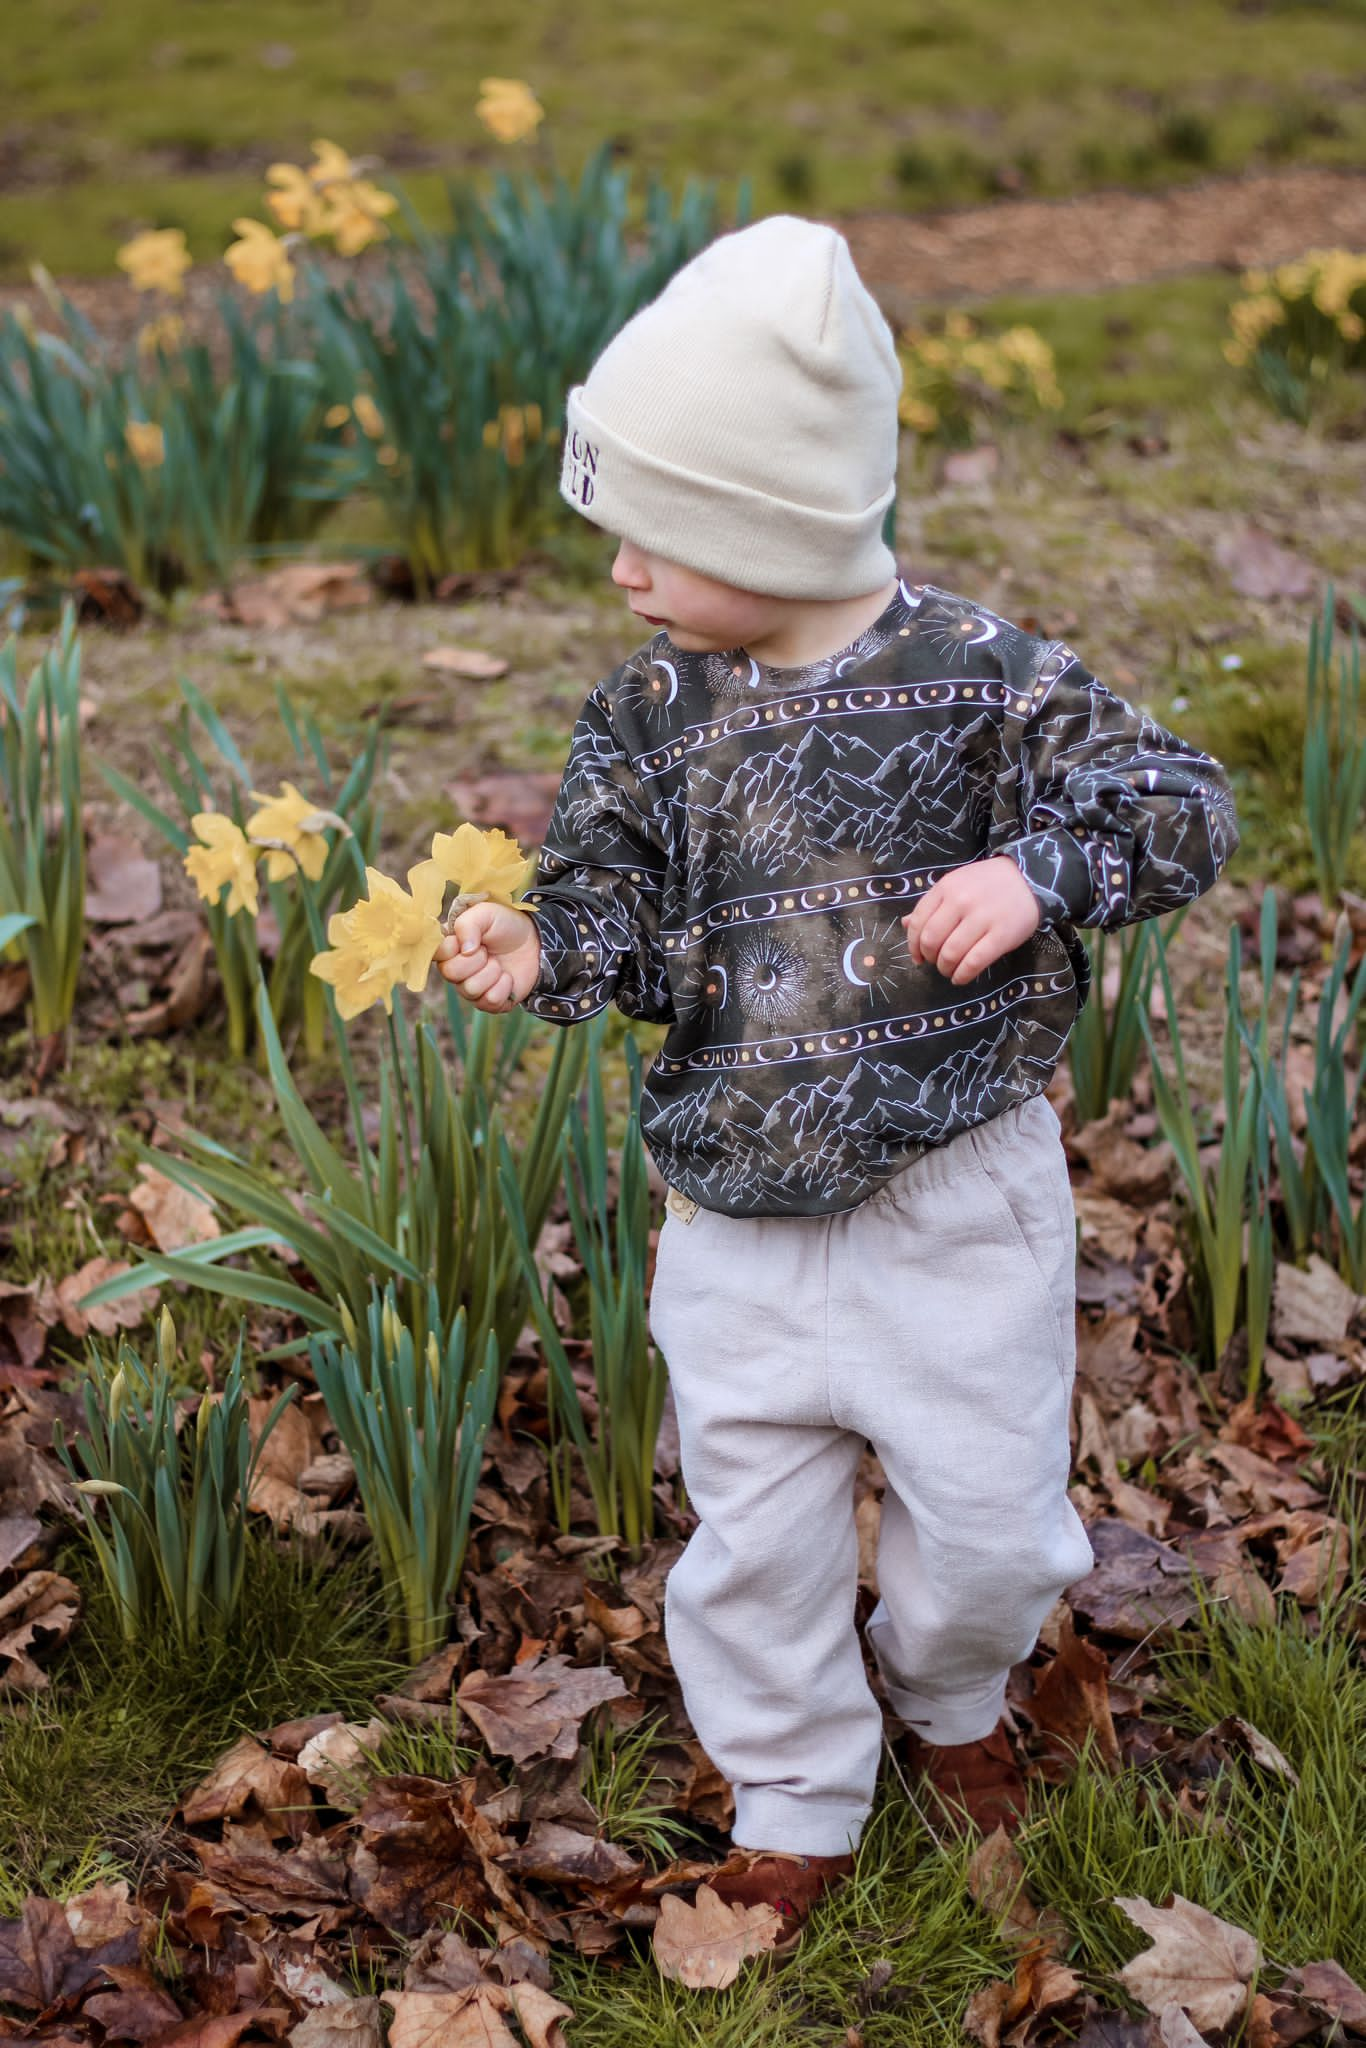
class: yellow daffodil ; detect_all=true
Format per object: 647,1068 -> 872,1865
352,392 -> 384,439
324,403 -> 352,429
307,139 -> 359,190
116,227 -> 191,296
137,312 -> 185,356
123,419 -> 165,469
481,403 -> 542,466
246,781 -> 332,882
429,823 -> 535,907
225,218 -> 295,302
321,178 -> 397,256
309,862 -> 445,1019
185,814 -> 260,918
265,161 -> 326,234
475,77 -> 545,144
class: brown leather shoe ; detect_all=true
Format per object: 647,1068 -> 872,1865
707,1847 -> 856,1955
899,1724 -> 1028,1838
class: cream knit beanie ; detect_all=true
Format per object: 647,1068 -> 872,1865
558,214 -> 902,600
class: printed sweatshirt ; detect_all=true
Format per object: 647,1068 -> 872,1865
519,575 -> 1239,1217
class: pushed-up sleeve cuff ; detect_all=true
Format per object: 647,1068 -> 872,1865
1000,825 -> 1098,927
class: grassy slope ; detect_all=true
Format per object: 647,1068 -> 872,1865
4,0 -> 1366,274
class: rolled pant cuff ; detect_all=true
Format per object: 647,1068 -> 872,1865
881,1676 -> 1008,1747
732,1790 -> 866,1857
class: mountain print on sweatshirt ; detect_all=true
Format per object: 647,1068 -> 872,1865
520,576 -> 1240,1217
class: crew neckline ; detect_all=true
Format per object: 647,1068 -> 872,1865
729,579 -> 907,682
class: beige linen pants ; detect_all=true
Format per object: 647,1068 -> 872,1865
647,1091 -> 1094,1856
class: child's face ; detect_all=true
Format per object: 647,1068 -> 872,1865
611,538 -> 789,654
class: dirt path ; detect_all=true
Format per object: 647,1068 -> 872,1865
837,166 -> 1366,318
3,165 -> 1364,341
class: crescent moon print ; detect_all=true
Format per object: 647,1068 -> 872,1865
618,650 -> 680,725
523,576 -> 1239,1216
825,917 -> 906,1008
921,599 -> 1000,665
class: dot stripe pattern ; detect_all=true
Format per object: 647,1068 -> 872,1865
519,575 -> 1240,1217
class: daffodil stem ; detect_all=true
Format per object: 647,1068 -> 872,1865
386,1003 -> 417,1247
299,884 -> 374,1206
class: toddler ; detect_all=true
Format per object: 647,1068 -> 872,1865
437,216 -> 1238,1942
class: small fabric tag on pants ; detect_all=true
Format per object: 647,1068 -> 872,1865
665,1185 -> 700,1224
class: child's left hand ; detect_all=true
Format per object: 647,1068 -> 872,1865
902,856 -> 1042,984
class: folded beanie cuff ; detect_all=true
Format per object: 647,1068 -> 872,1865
559,387 -> 897,601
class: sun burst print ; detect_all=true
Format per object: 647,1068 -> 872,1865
920,597 -> 1000,666
617,649 -> 683,728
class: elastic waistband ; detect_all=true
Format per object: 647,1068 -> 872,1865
867,1092 -> 1059,1204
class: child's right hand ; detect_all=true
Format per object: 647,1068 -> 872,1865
435,901 -> 541,1012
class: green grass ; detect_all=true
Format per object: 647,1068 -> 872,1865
5,0 -> 1366,276
0,1531 -> 404,1906
548,1567 -> 1366,2044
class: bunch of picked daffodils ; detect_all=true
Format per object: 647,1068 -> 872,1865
310,823 -> 536,1021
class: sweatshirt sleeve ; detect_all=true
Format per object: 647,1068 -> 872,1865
998,645 -> 1240,931
519,684 -> 675,1027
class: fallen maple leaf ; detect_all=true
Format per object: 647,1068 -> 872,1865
1114,1893 -> 1262,2032
455,1654 -> 627,1764
385,1982 -> 571,2048
651,1884 -> 782,1989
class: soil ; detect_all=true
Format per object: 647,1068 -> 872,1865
4,165 -> 1364,345
838,165 -> 1366,318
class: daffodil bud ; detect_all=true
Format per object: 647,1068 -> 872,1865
159,1305 -> 176,1361
75,1478 -> 126,1497
426,1332 -> 440,1391
108,1366 -> 128,1425
381,1297 -> 400,1362
339,1298 -> 358,1350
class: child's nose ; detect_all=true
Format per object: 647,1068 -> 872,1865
612,540 -> 648,588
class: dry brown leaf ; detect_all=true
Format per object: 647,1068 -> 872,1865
290,1993 -> 385,2048
198,562 -> 373,629
1212,524 -> 1317,601
1272,1257 -> 1363,1348
179,1733 -> 314,1837
505,1983 -> 573,2048
295,1719 -> 388,1806
384,1988 -> 518,2048
128,1164 -> 220,1252
85,833 -> 163,924
1114,1893 -> 1262,2032
1285,1959 -> 1366,2030
1028,1608 -> 1121,1768
56,1256 -> 158,1338
1156,2007 -> 1210,2047
967,1826 -> 1067,1952
456,1654 -> 628,1764
0,1569 -> 81,1692
421,647 -> 510,681
498,1821 -> 640,1891
651,1884 -> 782,1989
244,1396 -> 315,1529
126,925 -> 215,1036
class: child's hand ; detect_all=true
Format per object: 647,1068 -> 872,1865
902,856 -> 1041,984
435,901 -> 541,1012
